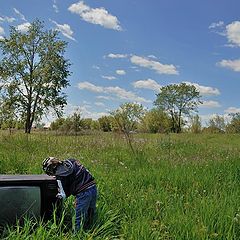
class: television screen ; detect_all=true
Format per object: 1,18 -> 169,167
0,186 -> 41,226
0,175 -> 60,229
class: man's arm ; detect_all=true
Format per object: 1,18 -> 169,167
56,179 -> 66,199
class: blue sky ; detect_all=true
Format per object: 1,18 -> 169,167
0,0 -> 240,124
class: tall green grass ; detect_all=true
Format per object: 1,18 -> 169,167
0,132 -> 240,239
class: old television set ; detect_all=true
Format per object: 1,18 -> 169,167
0,174 -> 60,229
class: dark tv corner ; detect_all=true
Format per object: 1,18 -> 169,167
0,174 -> 61,229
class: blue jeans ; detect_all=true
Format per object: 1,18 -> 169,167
75,185 -> 97,231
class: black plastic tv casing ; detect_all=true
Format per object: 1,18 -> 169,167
0,174 -> 60,227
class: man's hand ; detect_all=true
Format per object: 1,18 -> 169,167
56,192 -> 66,199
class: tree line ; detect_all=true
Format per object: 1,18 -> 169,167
1,20 -> 240,134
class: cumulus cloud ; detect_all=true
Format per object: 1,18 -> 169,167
96,95 -> 111,100
0,16 -> 15,23
132,79 -> 161,92
200,100 -> 221,108
102,75 -> 116,80
16,22 -> 31,33
209,21 -> 224,29
116,70 -> 126,75
217,59 -> 240,72
50,20 -> 76,41
64,103 -> 108,119
95,102 -> 105,107
78,82 -> 104,93
226,21 -> 240,47
78,81 -> 151,103
130,55 -> 178,75
68,1 -> 122,31
107,53 -> 128,58
13,8 -> 27,22
224,107 -> 240,114
184,81 -> 220,96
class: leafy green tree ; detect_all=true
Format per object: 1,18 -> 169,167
81,118 -> 92,130
189,114 -> 202,133
204,115 -> 226,133
0,90 -> 18,133
91,120 -> 100,130
139,108 -> 171,133
154,83 -> 202,133
50,117 -> 66,131
0,20 -> 70,133
70,111 -> 82,132
111,102 -> 145,153
98,115 -> 113,132
226,113 -> 240,133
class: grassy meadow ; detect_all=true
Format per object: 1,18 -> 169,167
0,131 -> 240,239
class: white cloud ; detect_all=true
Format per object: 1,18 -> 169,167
107,53 -> 128,58
78,81 -> 151,103
53,0 -> 59,13
184,81 -> 220,96
0,16 -> 15,23
50,20 -> 76,41
200,100 -> 221,108
217,59 -> 240,72
96,95 -> 111,100
116,70 -> 126,75
13,8 -> 27,22
16,22 -> 31,33
64,103 -> 108,120
68,1 -> 122,31
226,21 -> 240,47
132,79 -> 161,92
209,21 -> 224,29
148,55 -> 158,59
102,75 -> 116,80
95,102 -> 105,107
105,86 -> 150,102
130,55 -> 178,75
78,82 -> 104,93
224,107 -> 240,114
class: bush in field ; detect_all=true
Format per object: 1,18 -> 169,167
90,120 -> 100,131
111,102 -> 145,153
139,108 -> 171,133
189,114 -> 202,133
50,112 -> 82,133
81,118 -> 92,130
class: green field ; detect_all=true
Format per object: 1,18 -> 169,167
0,132 -> 240,239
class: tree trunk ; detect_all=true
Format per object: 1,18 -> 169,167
177,112 -> 182,133
25,105 -> 32,134
170,112 -> 176,133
